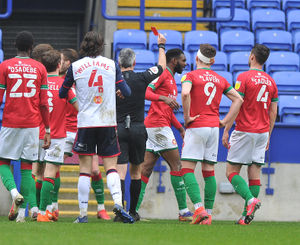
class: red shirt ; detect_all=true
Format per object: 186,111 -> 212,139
144,67 -> 182,129
235,69 -> 278,133
182,68 -> 232,128
40,75 -> 76,139
66,87 -> 78,132
0,57 -> 48,128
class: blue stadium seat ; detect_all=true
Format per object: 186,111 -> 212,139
278,95 -> 300,123
145,99 -> 151,112
252,9 -> 285,33
184,31 -> 218,52
265,52 -> 300,74
213,0 -> 246,9
294,32 -> 300,53
247,0 -> 281,9
0,49 -> 3,63
211,51 -> 228,71
220,30 -> 254,52
0,29 -> 2,49
113,29 -> 147,56
234,71 -> 245,83
282,0 -> 300,12
287,10 -> 300,33
215,71 -> 233,85
133,49 -> 155,70
183,51 -> 191,71
229,51 -> 250,74
149,30 -> 182,52
272,72 -> 300,92
257,30 -> 293,51
216,8 -> 250,33
219,95 -> 232,119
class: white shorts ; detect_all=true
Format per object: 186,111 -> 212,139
64,131 -> 76,156
38,138 -> 66,165
227,130 -> 269,165
146,127 -> 178,154
0,127 -> 39,161
181,127 -> 219,164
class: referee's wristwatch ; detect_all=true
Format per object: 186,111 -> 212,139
45,128 -> 51,134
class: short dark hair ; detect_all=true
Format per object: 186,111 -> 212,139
251,44 -> 270,65
166,48 -> 184,63
61,48 -> 78,63
15,31 -> 34,52
32,44 -> 54,62
41,49 -> 61,73
199,44 -> 216,59
79,31 -> 104,58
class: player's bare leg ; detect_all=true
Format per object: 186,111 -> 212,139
136,151 -> 159,212
200,162 -> 216,225
182,160 -> 208,224
91,155 -> 110,220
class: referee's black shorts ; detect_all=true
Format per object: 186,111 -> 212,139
117,122 -> 147,165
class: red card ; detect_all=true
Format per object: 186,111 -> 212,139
151,26 -> 158,36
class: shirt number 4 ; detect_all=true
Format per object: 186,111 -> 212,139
88,69 -> 104,93
257,85 -> 269,109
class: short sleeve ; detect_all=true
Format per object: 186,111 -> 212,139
223,79 -> 233,94
181,72 -> 193,85
235,73 -> 246,97
40,65 -> 48,90
271,80 -> 279,102
141,65 -> 163,85
148,73 -> 164,91
0,63 -> 7,89
67,88 -> 77,104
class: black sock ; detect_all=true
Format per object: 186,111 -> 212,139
121,179 -> 125,208
129,179 -> 141,213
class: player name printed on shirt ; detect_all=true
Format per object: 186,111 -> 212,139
8,64 -> 37,74
198,72 -> 221,84
251,73 -> 272,86
74,60 -> 111,75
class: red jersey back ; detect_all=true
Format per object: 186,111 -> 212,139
182,68 -> 233,128
235,69 -> 278,133
144,68 -> 178,128
40,75 -> 76,139
0,57 -> 48,128
66,87 -> 78,132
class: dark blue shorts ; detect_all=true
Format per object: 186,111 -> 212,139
73,127 -> 120,158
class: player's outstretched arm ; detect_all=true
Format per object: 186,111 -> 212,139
157,33 -> 166,71
221,89 -> 243,149
266,101 -> 277,150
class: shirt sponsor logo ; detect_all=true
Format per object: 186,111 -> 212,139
93,96 -> 103,104
235,81 -> 241,90
172,139 -> 177,145
181,74 -> 187,82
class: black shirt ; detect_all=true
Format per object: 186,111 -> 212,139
117,65 -> 163,123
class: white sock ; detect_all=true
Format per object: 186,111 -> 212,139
106,171 -> 122,206
194,202 -> 203,210
10,188 -> 19,200
179,208 -> 189,215
18,208 -> 25,218
206,209 -> 212,215
31,207 -> 38,214
98,204 -> 105,211
78,175 -> 90,216
46,204 -> 53,212
52,202 -> 58,210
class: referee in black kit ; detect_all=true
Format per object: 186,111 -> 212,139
115,33 -> 167,221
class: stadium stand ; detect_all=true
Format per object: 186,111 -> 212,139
149,29 -> 182,52
229,51 -> 250,74
287,10 -> 300,33
215,71 -> 233,85
257,30 -> 293,51
113,29 -> 147,58
283,0 -> 300,12
0,49 -> 3,63
265,51 -> 300,74
272,71 -> 300,93
184,30 -> 218,52
294,31 -> 300,53
211,51 -> 228,71
220,30 -> 254,52
183,51 -> 191,71
213,0 -> 246,9
247,0 -> 281,10
133,49 -> 155,70
216,8 -> 250,33
279,95 -> 300,123
219,95 -> 232,119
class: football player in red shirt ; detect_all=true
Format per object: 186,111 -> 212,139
224,44 -> 278,225
181,44 -> 243,225
0,31 -> 50,221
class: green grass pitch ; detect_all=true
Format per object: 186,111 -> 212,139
0,217 -> 299,245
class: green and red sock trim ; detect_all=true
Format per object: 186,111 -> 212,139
249,179 -> 261,186
92,172 -> 102,181
44,177 -> 55,185
170,171 -> 182,176
141,175 -> 149,184
202,170 -> 215,178
21,162 -> 32,170
55,171 -> 60,178
228,172 -> 239,183
181,168 -> 194,175
80,173 -> 91,177
36,180 -> 42,189
0,160 -> 9,166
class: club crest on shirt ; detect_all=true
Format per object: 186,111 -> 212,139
149,66 -> 158,74
172,139 -> 177,145
235,81 -> 241,90
93,96 -> 103,104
